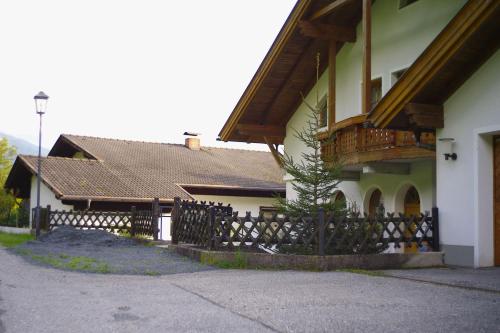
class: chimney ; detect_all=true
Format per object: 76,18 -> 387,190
185,137 -> 200,150
184,131 -> 201,150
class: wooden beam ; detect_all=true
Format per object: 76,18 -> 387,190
298,21 -> 356,42
404,103 -> 444,129
264,137 -> 284,168
340,146 -> 435,166
361,0 -> 371,114
309,0 -> 355,21
246,136 -> 283,144
236,124 -> 286,138
328,41 -> 336,130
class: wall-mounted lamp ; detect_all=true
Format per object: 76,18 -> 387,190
438,138 -> 457,161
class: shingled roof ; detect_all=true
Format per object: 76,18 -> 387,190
5,134 -> 285,203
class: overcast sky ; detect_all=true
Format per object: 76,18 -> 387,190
0,0 -> 296,151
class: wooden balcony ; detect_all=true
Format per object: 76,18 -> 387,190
320,117 -> 435,166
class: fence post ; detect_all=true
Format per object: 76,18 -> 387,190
130,206 -> 136,237
208,206 -> 215,251
432,207 -> 440,251
152,198 -> 159,241
45,205 -> 51,231
171,197 -> 180,244
318,207 -> 325,256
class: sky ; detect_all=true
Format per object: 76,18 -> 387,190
0,0 -> 297,151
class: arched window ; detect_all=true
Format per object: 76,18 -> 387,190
404,186 -> 421,217
333,191 -> 347,211
368,189 -> 384,217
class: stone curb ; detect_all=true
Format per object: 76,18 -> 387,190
168,244 -> 445,271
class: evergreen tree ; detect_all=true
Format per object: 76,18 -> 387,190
275,54 -> 343,217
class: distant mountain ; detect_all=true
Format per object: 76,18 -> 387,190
0,132 -> 49,158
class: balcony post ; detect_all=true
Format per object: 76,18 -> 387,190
362,0 -> 371,114
328,40 -> 336,130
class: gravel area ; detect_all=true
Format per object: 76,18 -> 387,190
11,226 -> 214,275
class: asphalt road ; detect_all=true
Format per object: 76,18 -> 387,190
0,247 -> 499,333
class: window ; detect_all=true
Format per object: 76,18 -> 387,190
368,189 -> 384,217
404,186 -> 421,217
371,78 -> 382,110
399,0 -> 419,9
332,191 -> 347,211
259,206 -> 278,219
318,96 -> 328,128
391,68 -> 408,86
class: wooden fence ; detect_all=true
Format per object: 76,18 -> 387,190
171,198 -> 440,255
35,198 -> 161,239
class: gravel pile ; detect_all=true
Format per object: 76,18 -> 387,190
14,226 -> 214,275
38,226 -> 136,247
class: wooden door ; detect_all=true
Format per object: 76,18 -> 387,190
368,189 -> 382,217
494,136 -> 500,266
404,186 -> 421,217
404,186 -> 421,253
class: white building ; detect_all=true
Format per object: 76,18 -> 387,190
219,0 -> 500,267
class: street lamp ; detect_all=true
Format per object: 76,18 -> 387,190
34,91 -> 49,238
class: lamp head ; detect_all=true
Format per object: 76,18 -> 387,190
34,91 -> 49,114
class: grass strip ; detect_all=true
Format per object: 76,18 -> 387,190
0,231 -> 34,248
15,248 -> 112,273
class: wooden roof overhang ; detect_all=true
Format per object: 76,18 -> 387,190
219,0 -> 364,144
367,0 -> 500,130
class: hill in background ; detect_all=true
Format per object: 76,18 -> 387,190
0,132 -> 49,158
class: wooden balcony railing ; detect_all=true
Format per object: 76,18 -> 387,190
320,120 -> 436,165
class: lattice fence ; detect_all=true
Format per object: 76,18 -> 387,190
171,199 -> 233,248
38,203 -> 158,239
130,208 -> 154,237
171,199 -> 440,255
48,209 -> 133,233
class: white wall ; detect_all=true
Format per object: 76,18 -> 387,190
284,0 -> 465,188
192,195 -> 277,217
29,176 -> 73,226
438,51 -> 500,267
335,0 -> 465,122
337,160 -> 435,215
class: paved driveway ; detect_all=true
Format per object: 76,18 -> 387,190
0,247 -> 499,333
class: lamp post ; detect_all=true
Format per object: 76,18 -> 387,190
34,91 -> 49,238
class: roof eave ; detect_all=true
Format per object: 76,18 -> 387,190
218,0 -> 312,142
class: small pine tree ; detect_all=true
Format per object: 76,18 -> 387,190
275,53 -> 343,218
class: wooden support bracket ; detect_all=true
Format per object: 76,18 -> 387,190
404,103 -> 444,129
264,137 -> 284,168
